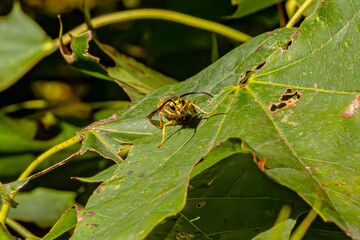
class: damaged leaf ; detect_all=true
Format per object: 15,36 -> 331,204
71,0 -> 360,238
72,28 -> 296,240
59,29 -> 177,100
341,95 -> 360,118
0,182 -> 18,209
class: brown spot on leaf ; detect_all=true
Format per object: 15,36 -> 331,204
321,183 -> 328,187
95,183 -> 105,193
127,170 -> 134,175
176,232 -> 194,240
90,223 -> 98,228
78,211 -> 95,222
256,157 -> 267,171
305,166 -> 318,171
341,95 -> 360,118
266,30 -> 276,34
256,45 -> 264,51
291,29 -> 301,43
268,88 -> 303,113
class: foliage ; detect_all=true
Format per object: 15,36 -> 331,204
0,0 -> 357,239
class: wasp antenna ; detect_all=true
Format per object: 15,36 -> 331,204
180,91 -> 213,98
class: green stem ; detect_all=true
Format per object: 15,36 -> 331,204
286,0 -> 314,28
0,135 -> 82,225
290,208 -> 318,240
0,223 -> 15,240
6,218 -> 34,239
55,8 -> 252,46
0,100 -> 48,113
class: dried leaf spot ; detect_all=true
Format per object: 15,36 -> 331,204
305,166 -> 318,171
176,232 -> 194,240
139,174 -> 145,178
90,223 -> 98,228
78,211 -> 95,222
196,201 -> 206,208
127,170 -> 134,175
256,157 -> 267,171
341,95 -> 360,118
256,45 -> 264,51
95,183 -> 105,193
268,88 -> 303,113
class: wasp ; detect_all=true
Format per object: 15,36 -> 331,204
147,92 -> 214,147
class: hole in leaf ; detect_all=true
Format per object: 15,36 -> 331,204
268,88 -> 303,113
196,201 -> 206,208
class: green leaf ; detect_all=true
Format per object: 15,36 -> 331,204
147,145 -> 307,239
60,31 -> 177,100
42,206 -> 78,240
295,0 -> 323,16
72,164 -> 117,183
0,114 -> 80,154
0,182 -> 18,209
8,188 -> 76,228
72,27 -> 296,239
71,0 -> 360,238
228,0 -> 283,19
0,2 -> 54,91
252,219 -> 296,240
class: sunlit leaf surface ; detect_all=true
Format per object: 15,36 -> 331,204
71,0 -> 360,238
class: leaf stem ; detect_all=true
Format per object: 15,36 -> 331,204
285,0 -> 314,28
6,218 -> 34,239
0,135 -> 82,225
55,9 -> 252,46
290,208 -> 317,240
0,222 -> 15,240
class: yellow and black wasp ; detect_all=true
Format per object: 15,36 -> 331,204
147,92 -> 214,147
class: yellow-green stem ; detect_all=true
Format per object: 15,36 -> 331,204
286,0 -> 314,28
290,208 -> 318,240
6,218 -> 34,239
0,223 -> 14,240
0,100 -> 48,113
0,135 -> 82,225
55,8 -> 252,47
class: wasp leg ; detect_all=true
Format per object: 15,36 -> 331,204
157,120 -> 176,148
191,103 -> 214,115
157,112 -> 165,129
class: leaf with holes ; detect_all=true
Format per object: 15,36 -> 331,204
71,0 -> 360,238
59,30 -> 177,100
72,28 -> 295,239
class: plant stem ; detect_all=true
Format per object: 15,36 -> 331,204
55,9 -> 252,46
6,218 -> 34,239
290,208 -> 318,240
0,223 -> 15,240
286,0 -> 314,28
0,135 -> 83,225
0,100 -> 48,113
